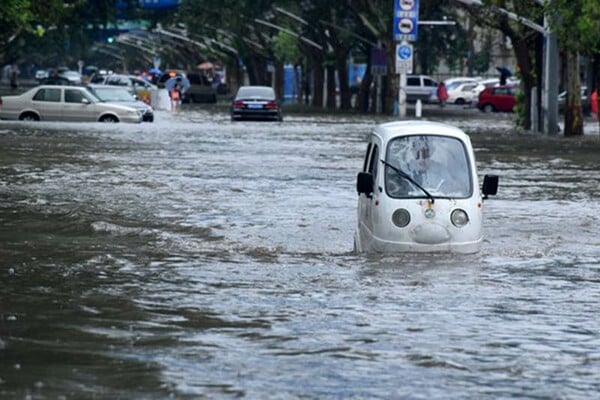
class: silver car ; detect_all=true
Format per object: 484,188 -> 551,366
0,85 -> 143,123
86,84 -> 154,122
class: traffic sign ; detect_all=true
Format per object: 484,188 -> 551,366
393,0 -> 419,42
395,43 -> 413,74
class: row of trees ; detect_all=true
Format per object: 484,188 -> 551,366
1,1 -> 599,135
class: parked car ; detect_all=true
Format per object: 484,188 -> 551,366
34,69 -> 49,82
58,70 -> 82,85
405,75 -> 439,103
470,78 -> 500,100
477,85 -> 518,112
558,86 -> 591,116
444,77 -> 480,88
230,85 -> 283,122
97,73 -> 156,104
355,120 -> 498,254
86,84 -> 154,122
184,72 -> 217,103
0,85 -> 142,123
446,82 -> 479,105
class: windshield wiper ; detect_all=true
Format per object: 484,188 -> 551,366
380,159 -> 435,204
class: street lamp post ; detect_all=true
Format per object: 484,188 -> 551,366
456,0 -> 558,135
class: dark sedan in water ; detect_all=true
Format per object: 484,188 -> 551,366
231,85 -> 283,122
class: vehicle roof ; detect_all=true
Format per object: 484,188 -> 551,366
373,120 -> 470,143
31,85 -> 85,90
87,83 -> 128,89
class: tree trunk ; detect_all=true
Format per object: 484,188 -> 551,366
336,54 -> 351,110
512,39 -> 535,130
274,60 -> 284,102
564,50 -> 584,136
383,39 -> 397,115
357,68 -> 373,113
326,64 -> 336,109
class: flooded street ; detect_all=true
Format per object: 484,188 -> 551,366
1,106 -> 600,399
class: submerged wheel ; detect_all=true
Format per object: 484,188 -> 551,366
19,112 -> 39,121
482,104 -> 495,113
99,115 -> 119,123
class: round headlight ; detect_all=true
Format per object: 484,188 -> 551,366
392,208 -> 411,228
451,209 -> 469,227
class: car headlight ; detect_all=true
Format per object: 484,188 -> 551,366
392,208 -> 411,228
451,209 -> 469,227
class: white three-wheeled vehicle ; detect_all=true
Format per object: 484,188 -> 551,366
355,121 -> 498,253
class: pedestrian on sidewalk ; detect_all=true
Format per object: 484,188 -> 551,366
437,82 -> 448,107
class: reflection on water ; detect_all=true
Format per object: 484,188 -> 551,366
1,109 -> 600,399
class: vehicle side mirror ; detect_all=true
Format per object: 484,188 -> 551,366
357,172 -> 374,196
482,174 -> 499,200
81,98 -> 90,105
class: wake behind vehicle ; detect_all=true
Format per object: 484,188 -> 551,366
355,121 -> 498,254
0,85 -> 143,123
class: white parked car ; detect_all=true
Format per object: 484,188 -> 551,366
355,120 -> 498,254
59,70 -> 82,84
444,77 -> 479,88
34,69 -> 49,82
0,85 -> 143,123
446,81 -> 479,105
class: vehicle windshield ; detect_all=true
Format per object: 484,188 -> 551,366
87,87 -> 134,102
385,135 -> 472,198
236,87 -> 275,100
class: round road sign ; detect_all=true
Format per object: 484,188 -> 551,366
398,18 -> 414,34
399,0 -> 415,11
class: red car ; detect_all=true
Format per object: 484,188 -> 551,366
477,85 -> 518,112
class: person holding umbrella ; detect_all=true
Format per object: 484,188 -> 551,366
165,75 -> 190,113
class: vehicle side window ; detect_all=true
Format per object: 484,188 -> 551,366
132,78 -> 145,87
407,77 -> 420,86
368,145 -> 380,190
424,78 -> 436,87
362,143 -> 372,172
65,89 -> 84,103
33,88 -> 61,102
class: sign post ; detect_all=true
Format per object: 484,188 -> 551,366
393,0 -> 419,118
396,43 -> 413,118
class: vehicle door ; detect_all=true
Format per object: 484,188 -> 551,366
31,88 -> 63,120
493,86 -> 516,111
63,88 -> 93,121
423,77 -> 438,101
406,76 -> 421,102
357,137 -> 381,241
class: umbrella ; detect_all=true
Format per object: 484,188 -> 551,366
496,66 -> 512,77
165,76 -> 190,92
197,62 -> 214,70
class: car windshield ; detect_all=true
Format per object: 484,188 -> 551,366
236,87 -> 275,100
384,135 -> 472,198
88,87 -> 134,102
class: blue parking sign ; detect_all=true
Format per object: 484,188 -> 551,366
393,0 -> 419,42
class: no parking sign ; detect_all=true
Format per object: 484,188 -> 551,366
393,0 -> 419,42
